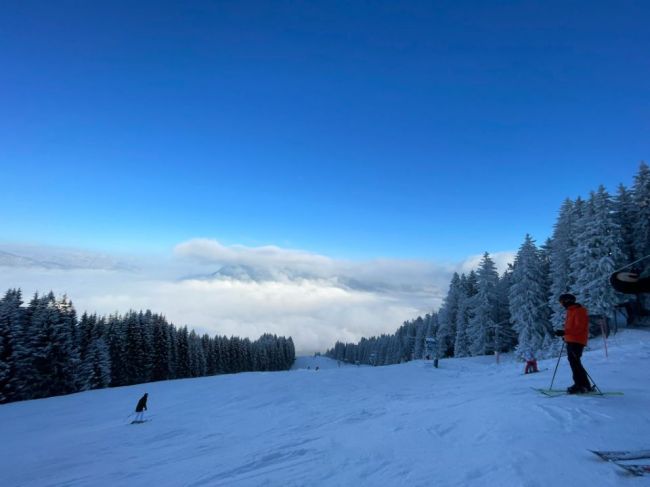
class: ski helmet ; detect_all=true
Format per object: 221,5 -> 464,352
558,293 -> 576,305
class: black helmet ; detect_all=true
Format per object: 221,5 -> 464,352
559,293 -> 576,305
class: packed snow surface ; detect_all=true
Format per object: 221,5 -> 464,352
2,330 -> 650,486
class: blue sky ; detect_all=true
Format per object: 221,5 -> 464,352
1,1 -> 648,260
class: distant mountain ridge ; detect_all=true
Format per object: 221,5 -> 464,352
181,263 -> 439,297
0,247 -> 135,271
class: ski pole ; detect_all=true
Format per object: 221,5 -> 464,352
549,340 -> 565,391
585,370 -> 602,395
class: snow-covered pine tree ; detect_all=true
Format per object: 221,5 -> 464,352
387,335 -> 401,364
497,266 -> 517,353
255,342 -> 269,370
23,293 -> 79,399
436,273 -> 461,357
453,274 -> 472,358
78,313 -> 95,358
151,316 -> 172,381
571,186 -> 625,317
124,311 -> 147,385
217,335 -> 230,373
539,239 -> 562,356
58,295 -> 81,392
615,183 -> 636,263
79,314 -> 112,391
548,198 -> 578,330
229,336 -> 242,372
201,333 -> 215,375
140,310 -> 155,382
0,289 -> 23,403
539,239 -> 552,294
631,162 -> 650,265
168,324 -> 179,379
413,316 -> 426,359
509,235 -> 552,359
77,313 -> 100,390
240,337 -> 252,372
400,319 -> 417,360
84,337 -> 111,389
210,335 -> 221,374
284,337 -> 295,368
105,314 -> 128,386
377,335 -> 390,365
176,326 -> 191,378
188,330 -> 206,377
468,253 -> 499,356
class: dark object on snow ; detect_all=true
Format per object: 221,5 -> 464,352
533,387 -> 623,397
614,463 -> 650,476
554,329 -> 565,337
567,383 -> 593,394
610,271 -> 650,294
566,342 -> 591,393
135,393 -> 148,413
524,359 -> 538,374
590,449 -> 650,462
558,293 -> 576,305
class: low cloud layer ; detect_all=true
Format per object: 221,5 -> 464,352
0,240 -> 514,354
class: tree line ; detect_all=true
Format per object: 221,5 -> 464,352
327,162 -> 650,365
0,291 -> 295,404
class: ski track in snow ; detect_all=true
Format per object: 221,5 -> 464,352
2,330 -> 650,486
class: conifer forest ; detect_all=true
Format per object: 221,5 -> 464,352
327,162 -> 650,366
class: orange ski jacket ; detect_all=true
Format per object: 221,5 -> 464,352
564,304 -> 589,346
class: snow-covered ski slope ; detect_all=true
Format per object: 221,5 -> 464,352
2,330 -> 650,487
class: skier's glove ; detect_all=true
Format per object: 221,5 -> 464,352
554,329 -> 565,337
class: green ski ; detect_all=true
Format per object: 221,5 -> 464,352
532,387 -> 624,397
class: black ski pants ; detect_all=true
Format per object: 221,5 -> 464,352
566,342 -> 590,389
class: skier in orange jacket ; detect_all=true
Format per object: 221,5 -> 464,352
554,293 -> 593,394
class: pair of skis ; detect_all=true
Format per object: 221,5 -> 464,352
591,449 -> 650,476
532,387 -> 623,397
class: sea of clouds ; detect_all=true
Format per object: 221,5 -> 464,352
0,240 -> 514,354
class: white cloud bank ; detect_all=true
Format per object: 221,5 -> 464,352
0,240 -> 514,354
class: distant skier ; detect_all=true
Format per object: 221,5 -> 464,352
554,294 -> 592,394
524,351 -> 539,374
134,393 -> 148,422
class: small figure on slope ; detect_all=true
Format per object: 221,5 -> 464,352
524,350 -> 539,374
554,294 -> 593,394
134,393 -> 148,422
